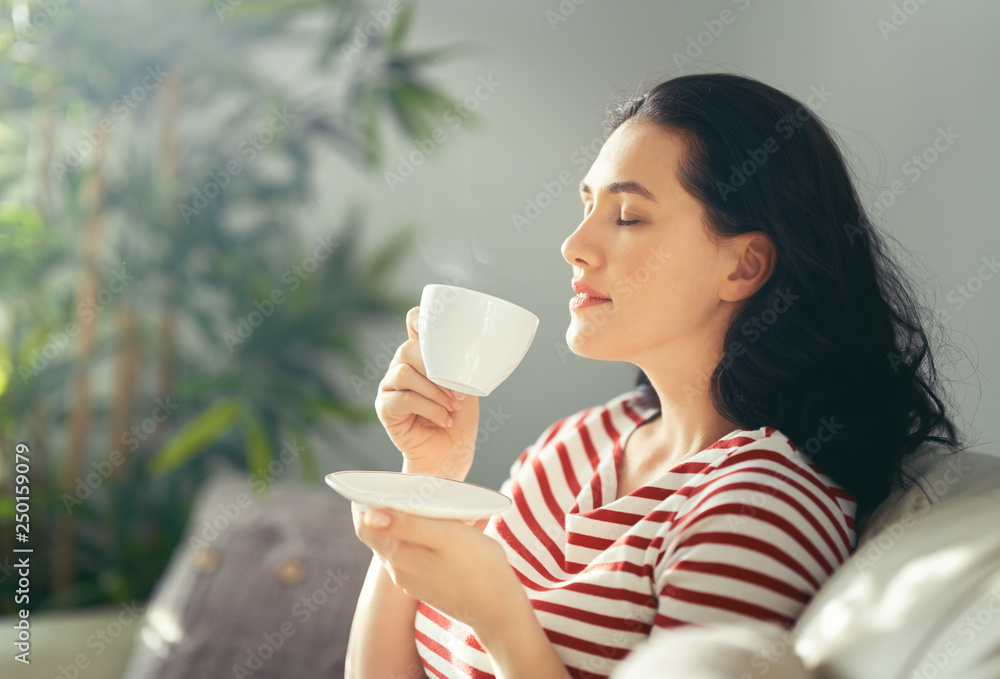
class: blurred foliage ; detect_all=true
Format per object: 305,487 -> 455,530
0,0 -> 466,611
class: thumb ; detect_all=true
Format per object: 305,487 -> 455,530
406,306 -> 420,341
376,508 -> 454,547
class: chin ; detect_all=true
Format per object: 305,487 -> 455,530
565,327 -> 618,362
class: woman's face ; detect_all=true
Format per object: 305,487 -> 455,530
561,119 -> 739,367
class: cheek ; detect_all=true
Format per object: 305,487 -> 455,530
622,264 -> 714,335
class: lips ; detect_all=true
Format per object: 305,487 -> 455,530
572,280 -> 610,300
570,279 -> 611,311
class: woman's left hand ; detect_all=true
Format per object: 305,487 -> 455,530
351,502 -> 524,631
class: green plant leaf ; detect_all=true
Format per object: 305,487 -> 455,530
243,415 -> 273,482
150,399 -> 243,474
393,42 -> 483,68
307,397 -> 373,422
283,420 -> 319,481
361,227 -> 414,289
388,0 -> 415,46
359,82 -> 382,167
0,0 -> 475,612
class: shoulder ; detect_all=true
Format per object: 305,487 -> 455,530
674,426 -> 857,545
533,389 -> 656,445
698,426 -> 835,483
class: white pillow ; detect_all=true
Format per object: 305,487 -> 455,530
612,623 -> 814,679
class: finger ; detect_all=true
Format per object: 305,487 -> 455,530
406,306 -> 420,341
394,338 -> 426,378
392,340 -> 461,408
378,389 -> 453,429
351,501 -> 364,532
383,360 -> 460,412
352,502 -> 379,545
350,501 -> 375,534
377,508 -> 467,548
354,508 -> 398,555
465,516 -> 491,531
395,337 -> 466,402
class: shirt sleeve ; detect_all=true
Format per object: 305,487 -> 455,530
651,447 -> 855,631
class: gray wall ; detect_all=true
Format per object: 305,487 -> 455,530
316,0 -> 1000,488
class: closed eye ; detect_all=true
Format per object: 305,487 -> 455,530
616,218 -> 639,226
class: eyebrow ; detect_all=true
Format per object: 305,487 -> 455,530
579,180 -> 658,203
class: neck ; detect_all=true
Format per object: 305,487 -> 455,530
634,338 -> 741,466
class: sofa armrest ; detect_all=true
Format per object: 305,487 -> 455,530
0,605 -> 143,679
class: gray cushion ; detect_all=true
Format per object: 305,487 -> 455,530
793,444 -> 1000,679
857,442 -> 1000,541
123,472 -> 372,679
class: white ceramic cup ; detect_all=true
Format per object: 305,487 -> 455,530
418,284 -> 539,397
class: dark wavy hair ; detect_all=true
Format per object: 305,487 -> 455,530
605,73 -> 966,527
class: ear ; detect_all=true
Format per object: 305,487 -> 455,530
720,231 -> 776,303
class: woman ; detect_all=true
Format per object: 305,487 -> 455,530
345,73 -> 965,679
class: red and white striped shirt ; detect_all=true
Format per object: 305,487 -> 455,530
414,390 -> 857,679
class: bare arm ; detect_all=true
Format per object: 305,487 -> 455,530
347,305 -> 481,677
345,554 -> 427,679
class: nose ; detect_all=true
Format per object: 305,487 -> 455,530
561,217 -> 602,270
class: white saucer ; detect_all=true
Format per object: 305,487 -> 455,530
325,471 -> 512,521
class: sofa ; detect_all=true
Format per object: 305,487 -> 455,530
3,441 -> 999,678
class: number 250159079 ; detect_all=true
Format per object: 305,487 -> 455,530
14,443 -> 31,541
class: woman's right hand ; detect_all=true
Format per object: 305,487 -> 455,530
374,306 -> 480,481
